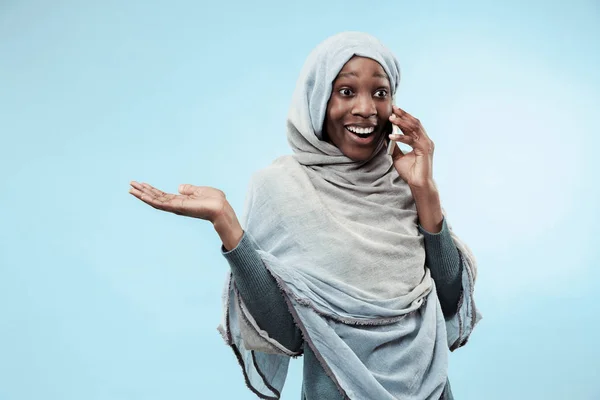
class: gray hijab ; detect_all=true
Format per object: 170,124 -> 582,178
219,31 -> 481,399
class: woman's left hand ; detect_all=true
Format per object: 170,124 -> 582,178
388,105 -> 436,191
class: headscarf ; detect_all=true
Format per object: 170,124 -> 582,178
219,31 -> 481,400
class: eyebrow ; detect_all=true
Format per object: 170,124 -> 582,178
336,71 -> 389,80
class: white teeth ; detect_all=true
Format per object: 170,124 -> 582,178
347,126 -> 375,135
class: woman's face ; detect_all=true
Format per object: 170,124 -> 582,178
324,56 -> 393,161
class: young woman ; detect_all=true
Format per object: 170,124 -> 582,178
129,32 -> 480,400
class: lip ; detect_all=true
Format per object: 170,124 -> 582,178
345,126 -> 378,145
344,123 -> 378,129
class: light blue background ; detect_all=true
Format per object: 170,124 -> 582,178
1,1 -> 599,399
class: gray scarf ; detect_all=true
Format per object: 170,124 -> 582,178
219,32 -> 481,399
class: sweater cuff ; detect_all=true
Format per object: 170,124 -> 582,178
418,216 -> 452,242
221,230 -> 262,269
418,215 -> 447,236
222,229 -> 253,255
221,230 -> 277,294
418,217 -> 460,282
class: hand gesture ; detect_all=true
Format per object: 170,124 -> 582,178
129,181 -> 231,223
129,181 -> 243,250
388,105 -> 436,191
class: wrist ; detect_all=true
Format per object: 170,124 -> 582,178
411,185 -> 444,234
409,180 -> 437,197
212,205 -> 244,251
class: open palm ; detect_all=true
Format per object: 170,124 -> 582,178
129,181 -> 229,222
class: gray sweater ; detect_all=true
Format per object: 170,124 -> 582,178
222,217 -> 462,399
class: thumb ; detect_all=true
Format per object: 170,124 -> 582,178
391,140 -> 405,161
178,184 -> 196,195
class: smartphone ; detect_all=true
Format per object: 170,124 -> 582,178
386,122 -> 397,156
387,135 -> 396,156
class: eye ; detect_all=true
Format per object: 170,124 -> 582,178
338,88 -> 354,96
374,89 -> 388,98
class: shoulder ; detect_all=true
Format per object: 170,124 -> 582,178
250,156 -> 303,191
248,156 -> 313,206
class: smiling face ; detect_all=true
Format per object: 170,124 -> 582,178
324,56 -> 393,161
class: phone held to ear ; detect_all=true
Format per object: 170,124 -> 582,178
387,135 -> 396,156
387,122 -> 399,156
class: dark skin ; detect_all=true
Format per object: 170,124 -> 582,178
324,56 -> 393,161
325,56 -> 443,233
129,56 -> 444,248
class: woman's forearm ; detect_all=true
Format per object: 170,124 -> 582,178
412,184 -> 462,316
212,203 -> 244,251
222,232 -> 304,352
411,183 -> 444,234
419,218 -> 462,317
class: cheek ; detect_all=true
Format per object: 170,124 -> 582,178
379,103 -> 392,119
326,99 -> 345,123
378,103 -> 393,134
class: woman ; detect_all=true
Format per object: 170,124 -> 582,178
129,32 -> 480,400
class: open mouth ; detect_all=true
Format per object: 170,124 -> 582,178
345,125 -> 377,138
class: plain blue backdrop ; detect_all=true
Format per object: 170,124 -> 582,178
1,1 -> 599,399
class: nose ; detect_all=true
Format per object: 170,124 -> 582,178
351,93 -> 376,118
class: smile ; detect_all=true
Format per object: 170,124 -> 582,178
345,125 -> 376,137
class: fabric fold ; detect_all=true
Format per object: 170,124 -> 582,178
217,31 -> 481,400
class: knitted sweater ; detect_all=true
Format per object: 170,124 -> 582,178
222,217 -> 462,399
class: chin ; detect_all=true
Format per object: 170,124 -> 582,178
342,146 -> 377,161
347,136 -> 384,161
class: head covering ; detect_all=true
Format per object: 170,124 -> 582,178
219,32 -> 481,399
286,31 -> 400,178
290,31 -> 401,142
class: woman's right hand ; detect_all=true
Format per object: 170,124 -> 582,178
129,181 -> 244,250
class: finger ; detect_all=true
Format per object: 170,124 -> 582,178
389,132 -> 415,145
129,186 -> 143,198
391,105 -> 411,122
391,132 -> 434,157
178,184 -> 197,195
141,183 -> 168,198
391,122 -> 422,143
129,185 -> 182,214
390,106 -> 419,128
132,184 -> 170,208
129,187 -> 144,201
130,181 -> 146,191
388,137 -> 407,161
391,106 -> 431,141
392,105 -> 416,121
129,189 -> 160,210
418,126 -> 431,141
390,112 -> 418,130
391,140 -> 405,160
141,184 -> 181,208
131,181 -> 161,199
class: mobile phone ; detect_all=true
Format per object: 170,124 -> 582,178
386,122 -> 398,156
387,136 -> 396,156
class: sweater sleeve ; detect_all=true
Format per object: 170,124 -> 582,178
418,217 -> 463,317
222,231 -> 303,352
